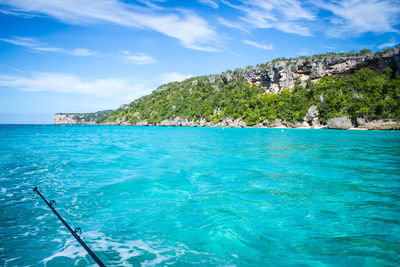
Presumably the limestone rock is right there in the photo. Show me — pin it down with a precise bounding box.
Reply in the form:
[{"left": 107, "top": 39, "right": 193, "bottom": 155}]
[
  {"left": 120, "top": 104, "right": 129, "bottom": 110},
  {"left": 136, "top": 120, "right": 149, "bottom": 126},
  {"left": 304, "top": 105, "right": 319, "bottom": 122},
  {"left": 54, "top": 110, "right": 113, "bottom": 125},
  {"left": 356, "top": 118, "right": 400, "bottom": 130},
  {"left": 327, "top": 116, "right": 353, "bottom": 129},
  {"left": 356, "top": 117, "right": 367, "bottom": 127},
  {"left": 221, "top": 73, "right": 232, "bottom": 84},
  {"left": 241, "top": 48, "right": 399, "bottom": 94},
  {"left": 292, "top": 121, "right": 310, "bottom": 128},
  {"left": 208, "top": 75, "right": 216, "bottom": 84},
  {"left": 311, "top": 118, "right": 321, "bottom": 127},
  {"left": 269, "top": 118, "right": 286, "bottom": 128}
]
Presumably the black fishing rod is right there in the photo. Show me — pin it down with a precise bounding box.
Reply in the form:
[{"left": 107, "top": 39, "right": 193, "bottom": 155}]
[{"left": 33, "top": 187, "right": 106, "bottom": 267}]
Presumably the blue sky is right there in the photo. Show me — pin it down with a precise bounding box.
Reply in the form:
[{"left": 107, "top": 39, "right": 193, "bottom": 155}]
[{"left": 0, "top": 0, "right": 399, "bottom": 124}]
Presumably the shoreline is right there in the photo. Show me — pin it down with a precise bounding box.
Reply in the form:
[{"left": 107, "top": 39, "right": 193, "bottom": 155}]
[{"left": 52, "top": 123, "right": 400, "bottom": 131}]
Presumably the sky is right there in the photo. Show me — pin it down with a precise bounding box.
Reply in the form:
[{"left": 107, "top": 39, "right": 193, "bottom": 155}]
[{"left": 0, "top": 0, "right": 399, "bottom": 124}]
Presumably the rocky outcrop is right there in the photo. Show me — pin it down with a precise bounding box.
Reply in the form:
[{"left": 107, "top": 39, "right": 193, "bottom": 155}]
[
  {"left": 325, "top": 116, "right": 400, "bottom": 130},
  {"left": 55, "top": 113, "right": 400, "bottom": 130},
  {"left": 54, "top": 113, "right": 94, "bottom": 125},
  {"left": 268, "top": 118, "right": 287, "bottom": 128},
  {"left": 155, "top": 117, "right": 247, "bottom": 128},
  {"left": 356, "top": 118, "right": 400, "bottom": 130},
  {"left": 240, "top": 49, "right": 400, "bottom": 93},
  {"left": 54, "top": 110, "right": 113, "bottom": 125},
  {"left": 327, "top": 116, "right": 353, "bottom": 129},
  {"left": 303, "top": 105, "right": 321, "bottom": 127}
]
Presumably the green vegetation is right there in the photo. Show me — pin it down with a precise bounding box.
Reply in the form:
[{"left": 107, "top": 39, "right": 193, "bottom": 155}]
[
  {"left": 255, "top": 45, "right": 399, "bottom": 67},
  {"left": 103, "top": 67, "right": 400, "bottom": 125},
  {"left": 65, "top": 110, "right": 113, "bottom": 123},
  {"left": 306, "top": 67, "right": 400, "bottom": 123},
  {"left": 99, "top": 46, "right": 400, "bottom": 126}
]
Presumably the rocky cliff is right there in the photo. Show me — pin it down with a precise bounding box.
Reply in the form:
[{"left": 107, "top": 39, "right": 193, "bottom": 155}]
[
  {"left": 54, "top": 110, "right": 113, "bottom": 125},
  {"left": 54, "top": 47, "right": 400, "bottom": 130},
  {"left": 235, "top": 49, "right": 399, "bottom": 93}
]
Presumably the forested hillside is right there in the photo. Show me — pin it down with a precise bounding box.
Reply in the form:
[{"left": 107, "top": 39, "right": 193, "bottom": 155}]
[
  {"left": 55, "top": 47, "right": 400, "bottom": 129},
  {"left": 101, "top": 47, "right": 400, "bottom": 129}
]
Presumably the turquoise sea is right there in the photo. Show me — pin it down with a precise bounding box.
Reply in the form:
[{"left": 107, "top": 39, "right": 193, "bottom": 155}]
[{"left": 0, "top": 125, "right": 399, "bottom": 266}]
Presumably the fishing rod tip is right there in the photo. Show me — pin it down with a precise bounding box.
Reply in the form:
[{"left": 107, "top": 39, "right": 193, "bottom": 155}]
[{"left": 33, "top": 186, "right": 38, "bottom": 192}]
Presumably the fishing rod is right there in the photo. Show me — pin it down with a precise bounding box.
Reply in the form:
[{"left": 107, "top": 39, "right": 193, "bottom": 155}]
[{"left": 33, "top": 187, "right": 106, "bottom": 267}]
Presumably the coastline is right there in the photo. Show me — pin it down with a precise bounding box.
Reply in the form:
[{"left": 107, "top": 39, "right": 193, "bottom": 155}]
[
  {"left": 53, "top": 120, "right": 400, "bottom": 131},
  {"left": 94, "top": 115, "right": 400, "bottom": 130}
]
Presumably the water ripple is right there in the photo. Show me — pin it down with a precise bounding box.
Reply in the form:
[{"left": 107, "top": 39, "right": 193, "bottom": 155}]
[{"left": 0, "top": 126, "right": 399, "bottom": 266}]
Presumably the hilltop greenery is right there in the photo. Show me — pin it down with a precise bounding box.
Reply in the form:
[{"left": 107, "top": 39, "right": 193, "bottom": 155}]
[
  {"left": 257, "top": 46, "right": 399, "bottom": 67},
  {"left": 99, "top": 46, "right": 400, "bottom": 126},
  {"left": 61, "top": 110, "right": 114, "bottom": 123},
  {"left": 103, "top": 66, "right": 400, "bottom": 125}
]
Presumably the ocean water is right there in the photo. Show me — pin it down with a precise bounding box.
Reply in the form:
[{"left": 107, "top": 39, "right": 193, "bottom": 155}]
[{"left": 0, "top": 125, "right": 399, "bottom": 266}]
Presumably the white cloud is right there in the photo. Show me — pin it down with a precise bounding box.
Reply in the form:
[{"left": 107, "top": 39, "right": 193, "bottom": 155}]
[
  {"left": 0, "top": 36, "right": 41, "bottom": 47},
  {"left": 317, "top": 0, "right": 400, "bottom": 36},
  {"left": 275, "top": 22, "right": 312, "bottom": 36},
  {"left": 217, "top": 17, "right": 251, "bottom": 34},
  {"left": 0, "top": 36, "right": 97, "bottom": 56},
  {"left": 123, "top": 52, "right": 157, "bottom": 65},
  {"left": 242, "top": 40, "right": 273, "bottom": 50},
  {"left": 1, "top": 36, "right": 161, "bottom": 63},
  {"left": 219, "top": 0, "right": 400, "bottom": 38},
  {"left": 378, "top": 41, "right": 398, "bottom": 49},
  {"left": 70, "top": 48, "right": 97, "bottom": 56},
  {"left": 32, "top": 46, "right": 64, "bottom": 52},
  {"left": 248, "top": 0, "right": 314, "bottom": 21},
  {"left": 224, "top": 0, "right": 315, "bottom": 36},
  {"left": 198, "top": 0, "right": 219, "bottom": 9},
  {"left": 136, "top": 0, "right": 164, "bottom": 10},
  {"left": 0, "top": 0, "right": 219, "bottom": 51},
  {"left": 0, "top": 72, "right": 151, "bottom": 98},
  {"left": 159, "top": 72, "right": 193, "bottom": 84}
]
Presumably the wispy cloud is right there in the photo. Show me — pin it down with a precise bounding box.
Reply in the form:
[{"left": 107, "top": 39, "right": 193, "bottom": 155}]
[
  {"left": 219, "top": 0, "right": 400, "bottom": 38},
  {"left": 198, "top": 0, "right": 219, "bottom": 9},
  {"left": 1, "top": 36, "right": 158, "bottom": 63},
  {"left": 316, "top": 0, "right": 400, "bottom": 36},
  {"left": 122, "top": 51, "right": 157, "bottom": 65},
  {"left": 0, "top": 8, "right": 36, "bottom": 18},
  {"left": 222, "top": 0, "right": 315, "bottom": 37},
  {"left": 0, "top": 36, "right": 40, "bottom": 47},
  {"left": 0, "top": 36, "right": 97, "bottom": 56},
  {"left": 378, "top": 41, "right": 398, "bottom": 49},
  {"left": 0, "top": 0, "right": 219, "bottom": 51},
  {"left": 159, "top": 72, "right": 193, "bottom": 84},
  {"left": 217, "top": 17, "right": 251, "bottom": 34},
  {"left": 0, "top": 72, "right": 151, "bottom": 99},
  {"left": 136, "top": 0, "right": 164, "bottom": 10},
  {"left": 70, "top": 48, "right": 97, "bottom": 56},
  {"left": 242, "top": 40, "right": 273, "bottom": 50}
]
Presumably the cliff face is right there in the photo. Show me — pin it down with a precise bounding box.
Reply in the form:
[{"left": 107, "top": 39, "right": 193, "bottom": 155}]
[
  {"left": 240, "top": 50, "right": 399, "bottom": 93},
  {"left": 54, "top": 110, "right": 113, "bottom": 125},
  {"left": 54, "top": 114, "right": 94, "bottom": 125}
]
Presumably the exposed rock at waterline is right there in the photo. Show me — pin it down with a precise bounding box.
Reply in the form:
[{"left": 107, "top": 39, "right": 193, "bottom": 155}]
[
  {"left": 327, "top": 116, "right": 353, "bottom": 129},
  {"left": 356, "top": 118, "right": 400, "bottom": 130}
]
